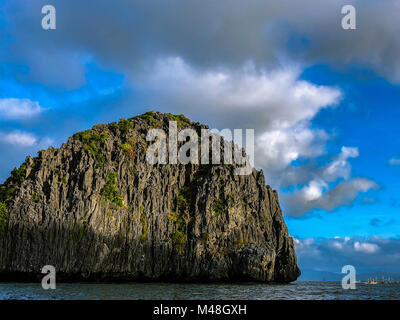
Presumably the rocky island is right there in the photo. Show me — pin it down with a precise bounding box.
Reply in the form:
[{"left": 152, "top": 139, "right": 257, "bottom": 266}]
[{"left": 0, "top": 112, "right": 300, "bottom": 282}]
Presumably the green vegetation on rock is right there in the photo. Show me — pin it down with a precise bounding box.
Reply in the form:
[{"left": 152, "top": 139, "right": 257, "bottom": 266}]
[
  {"left": 212, "top": 198, "right": 224, "bottom": 217},
  {"left": 47, "top": 146, "right": 55, "bottom": 153},
  {"left": 168, "top": 187, "right": 193, "bottom": 253},
  {"left": 72, "top": 217, "right": 88, "bottom": 242},
  {"left": 0, "top": 202, "right": 8, "bottom": 234},
  {"left": 101, "top": 172, "right": 123, "bottom": 208},
  {"left": 175, "top": 187, "right": 192, "bottom": 228},
  {"left": 32, "top": 192, "right": 41, "bottom": 203},
  {"left": 30, "top": 157, "right": 41, "bottom": 172},
  {"left": 121, "top": 143, "right": 134, "bottom": 158},
  {"left": 236, "top": 234, "right": 249, "bottom": 249},
  {"left": 11, "top": 164, "right": 27, "bottom": 185},
  {"left": 137, "top": 111, "right": 164, "bottom": 128},
  {"left": 0, "top": 112, "right": 301, "bottom": 283},
  {"left": 109, "top": 119, "right": 134, "bottom": 143},
  {"left": 117, "top": 119, "right": 133, "bottom": 138},
  {"left": 138, "top": 111, "right": 156, "bottom": 122},
  {"left": 0, "top": 163, "right": 27, "bottom": 205},
  {"left": 165, "top": 113, "right": 190, "bottom": 127},
  {"left": 73, "top": 129, "right": 109, "bottom": 166},
  {"left": 171, "top": 230, "right": 186, "bottom": 254}
]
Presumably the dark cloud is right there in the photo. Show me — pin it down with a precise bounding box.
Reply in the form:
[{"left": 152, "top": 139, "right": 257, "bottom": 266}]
[
  {"left": 283, "top": 178, "right": 378, "bottom": 217},
  {"left": 295, "top": 236, "right": 400, "bottom": 273},
  {"left": 1, "top": 0, "right": 385, "bottom": 216},
  {"left": 4, "top": 0, "right": 400, "bottom": 87}
]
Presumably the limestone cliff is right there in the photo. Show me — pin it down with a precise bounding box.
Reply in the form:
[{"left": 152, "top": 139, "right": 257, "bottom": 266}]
[{"left": 0, "top": 112, "right": 300, "bottom": 282}]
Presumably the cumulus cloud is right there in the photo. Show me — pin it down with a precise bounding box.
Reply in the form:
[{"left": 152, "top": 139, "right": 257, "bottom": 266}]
[
  {"left": 4, "top": 0, "right": 400, "bottom": 85},
  {"left": 284, "top": 178, "right": 378, "bottom": 217},
  {"left": 0, "top": 131, "right": 37, "bottom": 146},
  {"left": 0, "top": 98, "right": 43, "bottom": 120},
  {"left": 256, "top": 126, "right": 330, "bottom": 173},
  {"left": 140, "top": 57, "right": 341, "bottom": 130},
  {"left": 323, "top": 147, "right": 359, "bottom": 181},
  {"left": 389, "top": 158, "right": 400, "bottom": 165},
  {"left": 137, "top": 57, "right": 376, "bottom": 216},
  {"left": 0, "top": 0, "right": 381, "bottom": 216},
  {"left": 295, "top": 236, "right": 400, "bottom": 273},
  {"left": 137, "top": 57, "right": 341, "bottom": 177},
  {"left": 354, "top": 241, "right": 379, "bottom": 254},
  {"left": 0, "top": 131, "right": 53, "bottom": 148},
  {"left": 280, "top": 145, "right": 378, "bottom": 216}
]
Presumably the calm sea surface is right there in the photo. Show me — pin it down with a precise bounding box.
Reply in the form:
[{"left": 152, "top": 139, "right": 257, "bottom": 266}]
[{"left": 0, "top": 281, "right": 399, "bottom": 300}]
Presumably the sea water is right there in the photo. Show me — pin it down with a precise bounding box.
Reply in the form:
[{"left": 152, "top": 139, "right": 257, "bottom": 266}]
[{"left": 0, "top": 281, "right": 399, "bottom": 300}]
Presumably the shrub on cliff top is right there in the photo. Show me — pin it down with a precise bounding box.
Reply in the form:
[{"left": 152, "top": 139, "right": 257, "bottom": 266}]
[
  {"left": 0, "top": 163, "right": 27, "bottom": 205},
  {"left": 117, "top": 119, "right": 134, "bottom": 138},
  {"left": 11, "top": 164, "right": 27, "bottom": 185},
  {"left": 138, "top": 111, "right": 156, "bottom": 122},
  {"left": 165, "top": 113, "right": 190, "bottom": 127},
  {"left": 73, "top": 129, "right": 109, "bottom": 166}
]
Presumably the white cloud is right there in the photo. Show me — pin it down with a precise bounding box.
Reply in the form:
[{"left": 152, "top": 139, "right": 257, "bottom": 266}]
[
  {"left": 0, "top": 131, "right": 53, "bottom": 149},
  {"left": 389, "top": 158, "right": 400, "bottom": 165},
  {"left": 0, "top": 55, "right": 375, "bottom": 217},
  {"left": 295, "top": 237, "right": 381, "bottom": 257},
  {"left": 280, "top": 144, "right": 378, "bottom": 216},
  {"left": 256, "top": 125, "right": 329, "bottom": 172},
  {"left": 142, "top": 57, "right": 341, "bottom": 173},
  {"left": 330, "top": 241, "right": 344, "bottom": 250},
  {"left": 284, "top": 178, "right": 378, "bottom": 216},
  {"left": 135, "top": 57, "right": 378, "bottom": 216},
  {"left": 144, "top": 57, "right": 342, "bottom": 132},
  {"left": 293, "top": 236, "right": 400, "bottom": 279},
  {"left": 323, "top": 147, "right": 359, "bottom": 181},
  {"left": 300, "top": 179, "right": 327, "bottom": 201},
  {"left": 0, "top": 131, "right": 37, "bottom": 146},
  {"left": 8, "top": 0, "right": 400, "bottom": 86},
  {"left": 294, "top": 236, "right": 400, "bottom": 273},
  {"left": 0, "top": 98, "right": 43, "bottom": 120},
  {"left": 354, "top": 241, "right": 380, "bottom": 254},
  {"left": 1, "top": 0, "right": 385, "bottom": 217}
]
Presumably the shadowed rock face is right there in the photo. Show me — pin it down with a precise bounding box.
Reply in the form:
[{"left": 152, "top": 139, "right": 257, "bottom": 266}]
[{"left": 0, "top": 112, "right": 300, "bottom": 282}]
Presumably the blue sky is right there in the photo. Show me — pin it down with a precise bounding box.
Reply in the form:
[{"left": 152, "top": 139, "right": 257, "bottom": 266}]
[
  {"left": 285, "top": 65, "right": 400, "bottom": 240},
  {"left": 0, "top": 0, "right": 399, "bottom": 276}
]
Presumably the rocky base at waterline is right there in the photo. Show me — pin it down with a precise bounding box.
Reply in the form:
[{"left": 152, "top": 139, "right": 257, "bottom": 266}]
[{"left": 0, "top": 111, "right": 300, "bottom": 283}]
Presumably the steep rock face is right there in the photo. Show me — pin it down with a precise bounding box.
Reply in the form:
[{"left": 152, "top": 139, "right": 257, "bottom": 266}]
[{"left": 0, "top": 112, "right": 300, "bottom": 282}]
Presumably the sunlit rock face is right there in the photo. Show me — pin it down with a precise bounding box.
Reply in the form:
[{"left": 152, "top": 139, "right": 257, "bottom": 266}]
[{"left": 0, "top": 112, "right": 300, "bottom": 282}]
